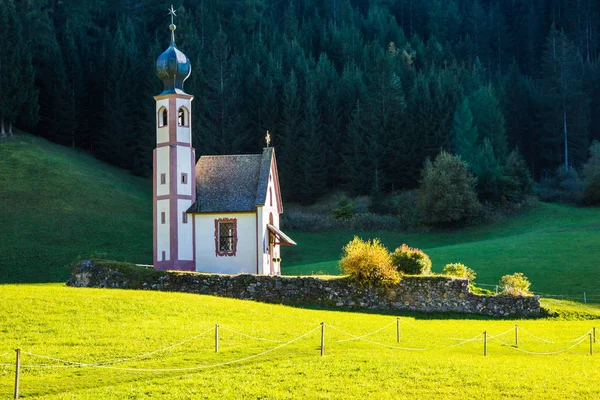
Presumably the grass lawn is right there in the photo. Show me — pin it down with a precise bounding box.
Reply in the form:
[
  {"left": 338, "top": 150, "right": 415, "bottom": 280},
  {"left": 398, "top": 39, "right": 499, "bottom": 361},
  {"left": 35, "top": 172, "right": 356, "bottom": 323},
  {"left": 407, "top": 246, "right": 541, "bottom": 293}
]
[
  {"left": 281, "top": 202, "right": 600, "bottom": 299},
  {"left": 0, "top": 284, "right": 599, "bottom": 399},
  {"left": 0, "top": 133, "right": 152, "bottom": 283}
]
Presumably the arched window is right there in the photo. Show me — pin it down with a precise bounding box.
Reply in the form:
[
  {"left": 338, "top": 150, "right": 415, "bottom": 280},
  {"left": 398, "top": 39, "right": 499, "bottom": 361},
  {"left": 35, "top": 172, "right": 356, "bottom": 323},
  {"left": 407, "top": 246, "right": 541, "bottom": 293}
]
[
  {"left": 158, "top": 107, "right": 168, "bottom": 128},
  {"left": 269, "top": 188, "right": 273, "bottom": 207},
  {"left": 178, "top": 107, "right": 189, "bottom": 127}
]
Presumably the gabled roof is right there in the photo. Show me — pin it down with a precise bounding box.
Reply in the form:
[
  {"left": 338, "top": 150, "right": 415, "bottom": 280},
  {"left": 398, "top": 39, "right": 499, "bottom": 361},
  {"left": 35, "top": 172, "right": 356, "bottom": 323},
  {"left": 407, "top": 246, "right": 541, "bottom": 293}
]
[{"left": 188, "top": 148, "right": 278, "bottom": 213}]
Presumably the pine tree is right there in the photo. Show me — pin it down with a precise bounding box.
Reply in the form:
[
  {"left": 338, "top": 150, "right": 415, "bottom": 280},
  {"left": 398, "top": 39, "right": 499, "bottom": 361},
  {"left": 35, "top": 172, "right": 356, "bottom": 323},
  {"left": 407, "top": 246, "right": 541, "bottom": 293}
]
[
  {"left": 468, "top": 85, "right": 508, "bottom": 161},
  {"left": 449, "top": 97, "right": 478, "bottom": 164},
  {"left": 541, "top": 25, "right": 589, "bottom": 169}
]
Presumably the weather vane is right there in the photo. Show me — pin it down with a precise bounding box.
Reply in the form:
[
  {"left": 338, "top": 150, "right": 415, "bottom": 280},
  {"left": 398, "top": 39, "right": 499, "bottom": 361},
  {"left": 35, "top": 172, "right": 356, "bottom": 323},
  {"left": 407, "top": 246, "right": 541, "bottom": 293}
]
[{"left": 265, "top": 131, "right": 271, "bottom": 147}]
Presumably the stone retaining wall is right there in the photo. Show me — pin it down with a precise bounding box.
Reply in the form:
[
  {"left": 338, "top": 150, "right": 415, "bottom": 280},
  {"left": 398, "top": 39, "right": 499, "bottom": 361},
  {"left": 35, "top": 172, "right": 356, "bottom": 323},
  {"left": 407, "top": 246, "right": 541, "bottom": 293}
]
[{"left": 67, "top": 260, "right": 542, "bottom": 318}]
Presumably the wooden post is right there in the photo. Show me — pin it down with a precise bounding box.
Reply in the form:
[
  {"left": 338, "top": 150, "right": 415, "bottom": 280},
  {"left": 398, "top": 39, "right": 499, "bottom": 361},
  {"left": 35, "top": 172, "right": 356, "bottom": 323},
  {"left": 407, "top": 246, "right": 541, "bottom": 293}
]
[
  {"left": 590, "top": 333, "right": 593, "bottom": 356},
  {"left": 515, "top": 324, "right": 519, "bottom": 347},
  {"left": 14, "top": 349, "right": 20, "bottom": 400},
  {"left": 483, "top": 331, "right": 487, "bottom": 357},
  {"left": 320, "top": 322, "right": 325, "bottom": 357},
  {"left": 396, "top": 318, "right": 400, "bottom": 343},
  {"left": 495, "top": 286, "right": 498, "bottom": 295},
  {"left": 584, "top": 292, "right": 587, "bottom": 304},
  {"left": 215, "top": 324, "right": 219, "bottom": 353}
]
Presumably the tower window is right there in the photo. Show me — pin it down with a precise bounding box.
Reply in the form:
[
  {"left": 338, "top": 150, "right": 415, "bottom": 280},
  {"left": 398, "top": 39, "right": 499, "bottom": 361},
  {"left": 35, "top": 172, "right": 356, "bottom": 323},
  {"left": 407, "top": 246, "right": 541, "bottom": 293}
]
[
  {"left": 161, "top": 212, "right": 166, "bottom": 224},
  {"left": 158, "top": 107, "right": 168, "bottom": 128},
  {"left": 178, "top": 107, "right": 189, "bottom": 127},
  {"left": 181, "top": 173, "right": 188, "bottom": 184},
  {"left": 160, "top": 173, "right": 166, "bottom": 184},
  {"left": 182, "top": 212, "right": 188, "bottom": 224}
]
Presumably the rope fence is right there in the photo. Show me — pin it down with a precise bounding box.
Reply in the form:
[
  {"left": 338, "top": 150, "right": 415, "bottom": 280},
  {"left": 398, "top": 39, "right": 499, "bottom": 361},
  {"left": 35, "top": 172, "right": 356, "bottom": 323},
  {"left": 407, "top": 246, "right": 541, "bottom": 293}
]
[
  {"left": 475, "top": 282, "right": 600, "bottom": 304},
  {"left": 1, "top": 320, "right": 596, "bottom": 399}
]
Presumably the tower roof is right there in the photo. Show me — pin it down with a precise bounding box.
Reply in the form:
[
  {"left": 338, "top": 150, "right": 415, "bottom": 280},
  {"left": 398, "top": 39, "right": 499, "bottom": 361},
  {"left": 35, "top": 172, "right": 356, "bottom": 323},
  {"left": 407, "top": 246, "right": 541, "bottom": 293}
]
[{"left": 156, "top": 6, "right": 191, "bottom": 96}]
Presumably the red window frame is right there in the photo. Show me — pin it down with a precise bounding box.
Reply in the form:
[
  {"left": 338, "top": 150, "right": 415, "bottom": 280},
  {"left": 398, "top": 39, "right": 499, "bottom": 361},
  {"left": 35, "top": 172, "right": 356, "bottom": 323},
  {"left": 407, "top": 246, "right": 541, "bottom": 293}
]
[{"left": 214, "top": 218, "right": 238, "bottom": 257}]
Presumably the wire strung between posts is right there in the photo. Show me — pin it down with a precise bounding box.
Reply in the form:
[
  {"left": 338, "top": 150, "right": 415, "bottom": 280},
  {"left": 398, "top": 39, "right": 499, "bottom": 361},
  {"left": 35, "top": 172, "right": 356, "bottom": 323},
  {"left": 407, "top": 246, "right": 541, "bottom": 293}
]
[
  {"left": 489, "top": 335, "right": 589, "bottom": 355},
  {"left": 446, "top": 333, "right": 484, "bottom": 348},
  {"left": 0, "top": 351, "right": 12, "bottom": 358},
  {"left": 487, "top": 327, "right": 516, "bottom": 340},
  {"left": 218, "top": 326, "right": 288, "bottom": 343},
  {"left": 333, "top": 321, "right": 397, "bottom": 343},
  {"left": 24, "top": 325, "right": 321, "bottom": 373},
  {"left": 567, "top": 329, "right": 593, "bottom": 343},
  {"left": 20, "top": 327, "right": 215, "bottom": 368},
  {"left": 519, "top": 328, "right": 555, "bottom": 344},
  {"left": 327, "top": 324, "right": 427, "bottom": 351}
]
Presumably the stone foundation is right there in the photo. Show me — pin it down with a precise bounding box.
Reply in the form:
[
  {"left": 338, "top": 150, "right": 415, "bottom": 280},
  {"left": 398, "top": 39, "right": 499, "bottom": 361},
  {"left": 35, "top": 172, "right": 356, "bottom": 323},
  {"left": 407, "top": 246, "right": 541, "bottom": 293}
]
[{"left": 67, "top": 260, "right": 542, "bottom": 318}]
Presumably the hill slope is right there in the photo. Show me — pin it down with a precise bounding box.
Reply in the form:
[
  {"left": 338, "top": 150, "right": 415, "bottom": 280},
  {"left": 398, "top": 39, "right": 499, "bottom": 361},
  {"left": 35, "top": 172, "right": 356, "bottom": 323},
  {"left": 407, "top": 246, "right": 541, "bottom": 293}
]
[
  {"left": 0, "top": 133, "right": 152, "bottom": 283},
  {"left": 281, "top": 203, "right": 600, "bottom": 298}
]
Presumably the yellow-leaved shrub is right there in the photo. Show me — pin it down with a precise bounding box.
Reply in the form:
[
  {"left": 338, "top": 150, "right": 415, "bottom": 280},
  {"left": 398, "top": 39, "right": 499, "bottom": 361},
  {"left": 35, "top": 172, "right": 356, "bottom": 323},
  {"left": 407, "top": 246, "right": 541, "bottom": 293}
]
[{"left": 339, "top": 237, "right": 400, "bottom": 286}]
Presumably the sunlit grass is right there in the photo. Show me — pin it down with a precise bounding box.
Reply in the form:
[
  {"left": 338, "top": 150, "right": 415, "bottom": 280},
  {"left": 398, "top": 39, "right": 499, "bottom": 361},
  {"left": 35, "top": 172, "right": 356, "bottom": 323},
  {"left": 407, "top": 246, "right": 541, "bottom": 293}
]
[{"left": 0, "top": 284, "right": 599, "bottom": 399}]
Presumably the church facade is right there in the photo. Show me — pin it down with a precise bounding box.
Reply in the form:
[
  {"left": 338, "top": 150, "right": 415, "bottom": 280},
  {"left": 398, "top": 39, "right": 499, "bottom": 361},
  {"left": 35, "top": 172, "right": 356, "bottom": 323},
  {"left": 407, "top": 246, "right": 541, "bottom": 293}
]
[{"left": 152, "top": 16, "right": 295, "bottom": 275}]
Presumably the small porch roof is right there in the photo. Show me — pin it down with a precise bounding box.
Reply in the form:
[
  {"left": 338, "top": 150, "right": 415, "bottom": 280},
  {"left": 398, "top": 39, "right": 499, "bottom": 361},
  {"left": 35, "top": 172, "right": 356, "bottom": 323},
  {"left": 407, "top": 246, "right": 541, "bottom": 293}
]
[{"left": 267, "top": 224, "right": 297, "bottom": 246}]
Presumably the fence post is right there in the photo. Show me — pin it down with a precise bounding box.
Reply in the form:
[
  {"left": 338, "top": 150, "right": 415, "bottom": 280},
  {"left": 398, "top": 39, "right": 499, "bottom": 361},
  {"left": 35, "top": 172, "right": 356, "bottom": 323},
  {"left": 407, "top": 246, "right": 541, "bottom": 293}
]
[
  {"left": 594, "top": 327, "right": 596, "bottom": 344},
  {"left": 483, "top": 331, "right": 487, "bottom": 357},
  {"left": 584, "top": 292, "right": 587, "bottom": 304},
  {"left": 14, "top": 348, "right": 20, "bottom": 400},
  {"left": 397, "top": 318, "right": 400, "bottom": 343},
  {"left": 320, "top": 322, "right": 325, "bottom": 356},
  {"left": 495, "top": 286, "right": 498, "bottom": 295},
  {"left": 215, "top": 324, "right": 219, "bottom": 353},
  {"left": 515, "top": 324, "right": 519, "bottom": 347},
  {"left": 590, "top": 333, "right": 593, "bottom": 356}
]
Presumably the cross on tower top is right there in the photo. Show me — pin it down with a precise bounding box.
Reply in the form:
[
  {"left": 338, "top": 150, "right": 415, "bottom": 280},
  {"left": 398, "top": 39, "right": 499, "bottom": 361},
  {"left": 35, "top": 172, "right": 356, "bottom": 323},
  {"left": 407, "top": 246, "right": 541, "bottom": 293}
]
[
  {"left": 168, "top": 5, "right": 177, "bottom": 24},
  {"left": 265, "top": 131, "right": 271, "bottom": 147}
]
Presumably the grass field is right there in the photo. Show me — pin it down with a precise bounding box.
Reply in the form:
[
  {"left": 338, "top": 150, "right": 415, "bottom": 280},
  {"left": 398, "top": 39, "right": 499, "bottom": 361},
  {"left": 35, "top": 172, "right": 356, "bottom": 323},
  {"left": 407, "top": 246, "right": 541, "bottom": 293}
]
[
  {"left": 0, "top": 284, "right": 599, "bottom": 399},
  {"left": 281, "top": 203, "right": 600, "bottom": 299},
  {"left": 0, "top": 133, "right": 152, "bottom": 283},
  {"left": 1, "top": 132, "right": 599, "bottom": 301}
]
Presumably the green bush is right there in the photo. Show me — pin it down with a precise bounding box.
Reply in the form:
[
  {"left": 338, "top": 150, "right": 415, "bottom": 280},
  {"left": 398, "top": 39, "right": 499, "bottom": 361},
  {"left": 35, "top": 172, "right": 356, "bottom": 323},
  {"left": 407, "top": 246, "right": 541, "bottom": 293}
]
[
  {"left": 500, "top": 273, "right": 532, "bottom": 296},
  {"left": 418, "top": 151, "right": 482, "bottom": 227},
  {"left": 443, "top": 263, "right": 476, "bottom": 281},
  {"left": 391, "top": 244, "right": 432, "bottom": 275},
  {"left": 339, "top": 237, "right": 400, "bottom": 286},
  {"left": 503, "top": 149, "right": 534, "bottom": 202},
  {"left": 333, "top": 197, "right": 355, "bottom": 220}
]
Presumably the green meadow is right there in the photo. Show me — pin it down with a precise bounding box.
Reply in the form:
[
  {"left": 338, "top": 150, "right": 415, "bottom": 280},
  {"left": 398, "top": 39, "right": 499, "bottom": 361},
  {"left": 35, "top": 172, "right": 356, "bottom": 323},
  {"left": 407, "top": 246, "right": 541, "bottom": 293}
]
[
  {"left": 0, "top": 284, "right": 599, "bottom": 399},
  {"left": 281, "top": 203, "right": 600, "bottom": 299},
  {"left": 2, "top": 133, "right": 600, "bottom": 303}
]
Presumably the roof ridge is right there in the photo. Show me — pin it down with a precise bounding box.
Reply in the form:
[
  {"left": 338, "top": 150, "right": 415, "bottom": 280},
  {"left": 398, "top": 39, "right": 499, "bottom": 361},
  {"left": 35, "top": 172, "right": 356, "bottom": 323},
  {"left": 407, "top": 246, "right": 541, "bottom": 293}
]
[{"left": 198, "top": 154, "right": 262, "bottom": 159}]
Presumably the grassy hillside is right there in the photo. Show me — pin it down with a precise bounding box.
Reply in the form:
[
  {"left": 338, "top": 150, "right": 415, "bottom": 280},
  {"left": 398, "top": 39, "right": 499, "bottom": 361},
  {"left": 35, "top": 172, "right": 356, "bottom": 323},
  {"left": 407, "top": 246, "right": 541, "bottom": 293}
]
[
  {"left": 281, "top": 203, "right": 600, "bottom": 299},
  {"left": 0, "top": 284, "right": 599, "bottom": 399},
  {"left": 1, "top": 132, "right": 599, "bottom": 301},
  {"left": 0, "top": 133, "right": 152, "bottom": 283}
]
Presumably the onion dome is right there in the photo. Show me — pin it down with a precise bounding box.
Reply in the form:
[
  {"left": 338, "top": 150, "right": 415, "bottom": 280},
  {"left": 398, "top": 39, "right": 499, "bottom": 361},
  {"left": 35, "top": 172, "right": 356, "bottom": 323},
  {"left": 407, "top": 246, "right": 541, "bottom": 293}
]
[{"left": 156, "top": 23, "right": 191, "bottom": 95}]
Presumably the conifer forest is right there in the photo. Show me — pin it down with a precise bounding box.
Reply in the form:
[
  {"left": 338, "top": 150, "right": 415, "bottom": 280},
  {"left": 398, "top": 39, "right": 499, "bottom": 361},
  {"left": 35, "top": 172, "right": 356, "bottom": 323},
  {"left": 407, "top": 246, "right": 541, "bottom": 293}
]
[{"left": 2, "top": 0, "right": 600, "bottom": 203}]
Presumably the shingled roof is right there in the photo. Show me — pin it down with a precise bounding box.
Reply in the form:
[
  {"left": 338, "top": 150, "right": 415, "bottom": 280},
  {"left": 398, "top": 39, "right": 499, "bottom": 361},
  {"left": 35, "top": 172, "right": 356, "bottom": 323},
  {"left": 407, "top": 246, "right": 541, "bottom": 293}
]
[{"left": 188, "top": 148, "right": 275, "bottom": 213}]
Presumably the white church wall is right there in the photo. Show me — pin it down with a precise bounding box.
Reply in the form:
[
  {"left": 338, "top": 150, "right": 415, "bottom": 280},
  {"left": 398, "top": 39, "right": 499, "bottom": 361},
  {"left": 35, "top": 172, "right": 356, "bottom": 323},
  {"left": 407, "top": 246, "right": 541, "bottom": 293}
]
[
  {"left": 194, "top": 213, "right": 257, "bottom": 274},
  {"left": 156, "top": 199, "right": 170, "bottom": 261},
  {"left": 258, "top": 164, "right": 281, "bottom": 275},
  {"left": 156, "top": 146, "right": 170, "bottom": 197},
  {"left": 176, "top": 146, "right": 192, "bottom": 196},
  {"left": 177, "top": 199, "right": 194, "bottom": 261}
]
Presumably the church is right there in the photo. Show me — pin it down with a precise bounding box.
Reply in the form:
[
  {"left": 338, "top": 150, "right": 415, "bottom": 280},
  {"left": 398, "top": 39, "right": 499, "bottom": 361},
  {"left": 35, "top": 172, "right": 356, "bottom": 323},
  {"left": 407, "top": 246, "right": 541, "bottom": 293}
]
[{"left": 152, "top": 11, "right": 295, "bottom": 275}]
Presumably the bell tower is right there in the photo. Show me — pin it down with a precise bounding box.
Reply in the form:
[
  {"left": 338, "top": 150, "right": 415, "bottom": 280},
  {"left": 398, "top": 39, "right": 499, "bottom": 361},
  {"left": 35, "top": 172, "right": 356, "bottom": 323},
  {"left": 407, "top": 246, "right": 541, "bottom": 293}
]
[{"left": 153, "top": 6, "right": 195, "bottom": 270}]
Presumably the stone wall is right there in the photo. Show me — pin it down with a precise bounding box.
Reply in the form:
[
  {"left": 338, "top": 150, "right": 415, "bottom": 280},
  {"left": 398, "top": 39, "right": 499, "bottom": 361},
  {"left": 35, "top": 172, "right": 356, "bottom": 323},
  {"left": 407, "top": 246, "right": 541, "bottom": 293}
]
[{"left": 67, "top": 260, "right": 542, "bottom": 318}]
